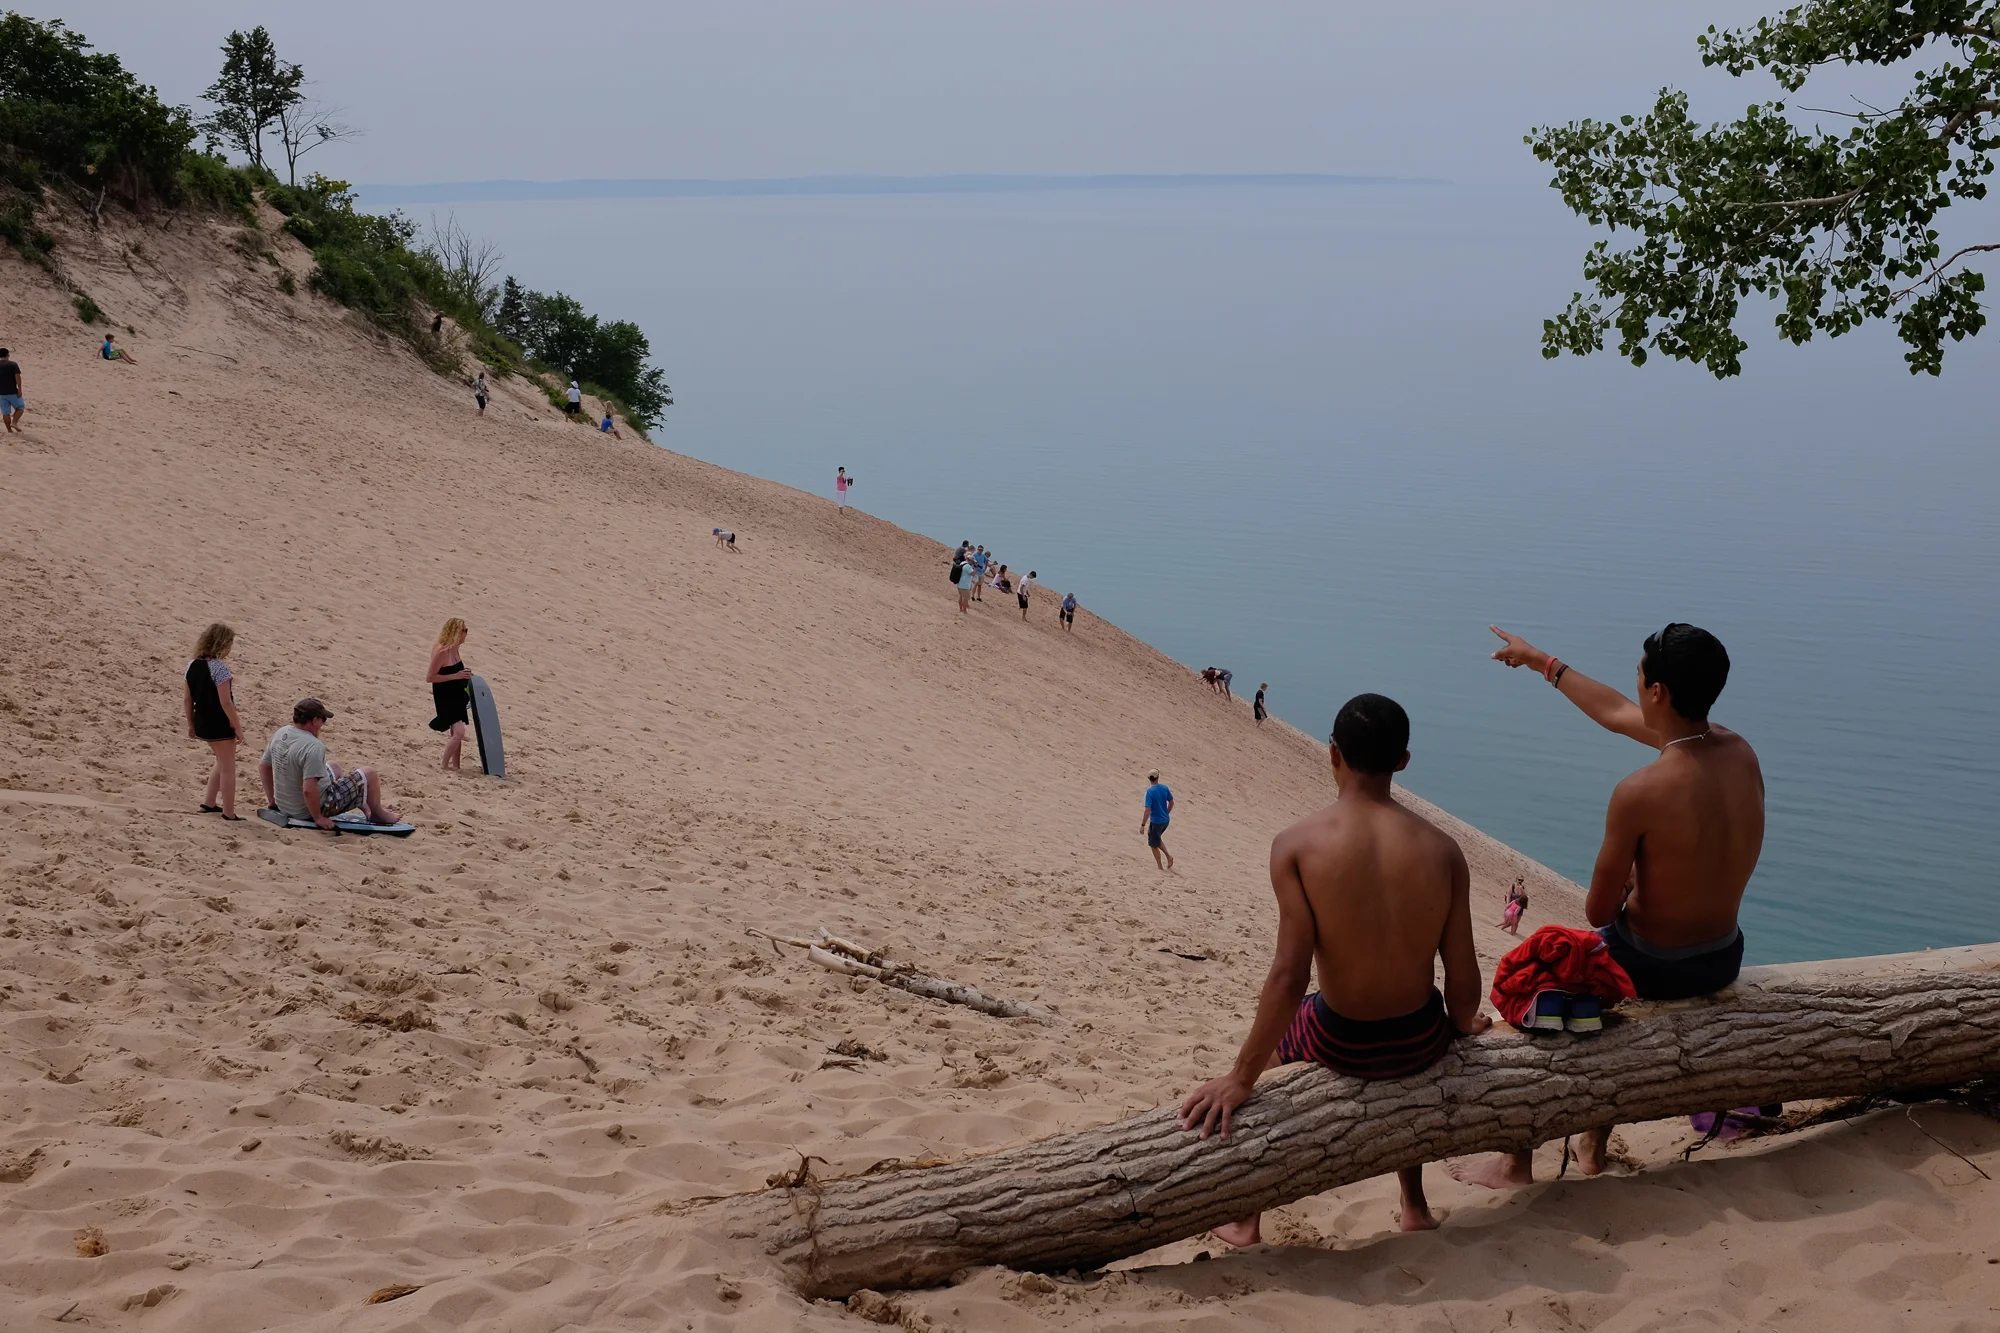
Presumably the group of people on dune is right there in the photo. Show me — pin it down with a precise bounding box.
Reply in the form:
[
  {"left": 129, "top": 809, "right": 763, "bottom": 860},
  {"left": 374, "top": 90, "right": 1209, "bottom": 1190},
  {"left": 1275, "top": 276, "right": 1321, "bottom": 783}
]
[
  {"left": 182, "top": 618, "right": 482, "bottom": 827},
  {"left": 948, "top": 540, "right": 1078, "bottom": 628},
  {"left": 1178, "top": 620, "right": 1763, "bottom": 1237},
  {"left": 1202, "top": 666, "right": 1272, "bottom": 727}
]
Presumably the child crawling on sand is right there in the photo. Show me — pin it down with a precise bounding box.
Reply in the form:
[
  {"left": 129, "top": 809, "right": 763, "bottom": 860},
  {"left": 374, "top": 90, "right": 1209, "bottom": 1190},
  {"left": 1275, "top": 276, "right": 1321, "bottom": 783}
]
[
  {"left": 713, "top": 528, "right": 738, "bottom": 552},
  {"left": 1180, "top": 693, "right": 1489, "bottom": 1238}
]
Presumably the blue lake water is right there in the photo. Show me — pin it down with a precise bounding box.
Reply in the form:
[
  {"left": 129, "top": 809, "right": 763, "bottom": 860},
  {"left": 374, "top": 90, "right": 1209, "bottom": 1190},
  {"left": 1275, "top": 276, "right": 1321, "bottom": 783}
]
[{"left": 399, "top": 182, "right": 2000, "bottom": 965}]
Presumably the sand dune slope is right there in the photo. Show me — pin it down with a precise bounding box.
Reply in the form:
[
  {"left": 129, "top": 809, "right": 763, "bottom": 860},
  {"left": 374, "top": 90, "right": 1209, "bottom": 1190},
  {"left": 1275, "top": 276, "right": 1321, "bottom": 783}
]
[{"left": 2, "top": 204, "right": 1997, "bottom": 1331}]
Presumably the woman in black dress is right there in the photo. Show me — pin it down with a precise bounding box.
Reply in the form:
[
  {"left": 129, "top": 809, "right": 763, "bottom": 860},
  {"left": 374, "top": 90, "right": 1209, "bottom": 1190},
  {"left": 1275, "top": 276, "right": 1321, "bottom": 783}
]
[
  {"left": 183, "top": 622, "right": 245, "bottom": 818},
  {"left": 427, "top": 617, "right": 472, "bottom": 771}
]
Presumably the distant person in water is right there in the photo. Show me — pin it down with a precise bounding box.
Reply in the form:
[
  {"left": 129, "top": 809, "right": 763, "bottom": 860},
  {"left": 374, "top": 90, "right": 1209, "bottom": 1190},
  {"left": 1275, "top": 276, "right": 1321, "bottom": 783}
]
[
  {"left": 1254, "top": 683, "right": 1268, "bottom": 725},
  {"left": 0, "top": 348, "right": 24, "bottom": 432},
  {"left": 564, "top": 381, "right": 582, "bottom": 416},
  {"left": 473, "top": 371, "right": 488, "bottom": 416},
  {"left": 426, "top": 618, "right": 473, "bottom": 772},
  {"left": 835, "top": 466, "right": 852, "bottom": 511},
  {"left": 184, "top": 622, "right": 244, "bottom": 819},
  {"left": 1499, "top": 877, "right": 1527, "bottom": 934},
  {"left": 101, "top": 333, "right": 136, "bottom": 364},
  {"left": 261, "top": 698, "right": 400, "bottom": 828},
  {"left": 1180, "top": 693, "right": 1488, "bottom": 1240},
  {"left": 1453, "top": 622, "right": 1764, "bottom": 1190},
  {"left": 599, "top": 404, "right": 622, "bottom": 439},
  {"left": 713, "top": 527, "right": 738, "bottom": 552},
  {"left": 1141, "top": 772, "right": 1175, "bottom": 871},
  {"left": 1059, "top": 591, "right": 1077, "bottom": 632},
  {"left": 1017, "top": 570, "right": 1036, "bottom": 620}
]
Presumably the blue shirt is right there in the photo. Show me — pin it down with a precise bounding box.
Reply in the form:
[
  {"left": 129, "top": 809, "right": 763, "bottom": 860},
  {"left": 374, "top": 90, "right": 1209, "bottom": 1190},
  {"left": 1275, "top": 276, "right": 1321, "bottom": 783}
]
[{"left": 1143, "top": 783, "right": 1172, "bottom": 825}]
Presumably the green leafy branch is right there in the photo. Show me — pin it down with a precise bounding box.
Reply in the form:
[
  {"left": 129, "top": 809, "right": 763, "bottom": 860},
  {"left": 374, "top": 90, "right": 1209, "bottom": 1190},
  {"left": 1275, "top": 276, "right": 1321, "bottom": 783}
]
[{"left": 1533, "top": 1, "right": 2000, "bottom": 376}]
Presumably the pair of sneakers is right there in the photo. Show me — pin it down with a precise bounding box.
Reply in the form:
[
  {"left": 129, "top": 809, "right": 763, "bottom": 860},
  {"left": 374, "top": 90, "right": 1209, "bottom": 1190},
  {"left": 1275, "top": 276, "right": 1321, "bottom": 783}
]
[{"left": 1527, "top": 990, "right": 1603, "bottom": 1034}]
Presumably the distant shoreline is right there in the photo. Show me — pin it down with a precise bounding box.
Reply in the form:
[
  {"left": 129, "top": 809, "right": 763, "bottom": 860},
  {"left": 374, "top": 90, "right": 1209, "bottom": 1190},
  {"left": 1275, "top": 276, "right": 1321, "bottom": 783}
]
[{"left": 355, "top": 172, "right": 1448, "bottom": 207}]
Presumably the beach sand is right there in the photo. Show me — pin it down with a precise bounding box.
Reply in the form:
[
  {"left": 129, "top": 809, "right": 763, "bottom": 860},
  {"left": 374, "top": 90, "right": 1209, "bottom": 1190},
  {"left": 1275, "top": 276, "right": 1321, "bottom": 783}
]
[{"left": 2, "top": 203, "right": 1997, "bottom": 1331}]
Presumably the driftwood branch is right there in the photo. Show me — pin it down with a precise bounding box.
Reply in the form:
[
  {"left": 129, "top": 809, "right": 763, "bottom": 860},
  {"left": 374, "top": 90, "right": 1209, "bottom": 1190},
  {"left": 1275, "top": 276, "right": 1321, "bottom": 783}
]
[
  {"left": 727, "top": 943, "right": 2000, "bottom": 1298},
  {"left": 747, "top": 926, "right": 1056, "bottom": 1025}
]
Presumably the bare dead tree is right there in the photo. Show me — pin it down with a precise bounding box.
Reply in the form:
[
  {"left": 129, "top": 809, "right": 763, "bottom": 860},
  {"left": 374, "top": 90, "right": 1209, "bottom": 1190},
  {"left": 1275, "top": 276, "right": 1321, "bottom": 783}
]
[
  {"left": 422, "top": 212, "right": 506, "bottom": 321},
  {"left": 275, "top": 97, "right": 357, "bottom": 186}
]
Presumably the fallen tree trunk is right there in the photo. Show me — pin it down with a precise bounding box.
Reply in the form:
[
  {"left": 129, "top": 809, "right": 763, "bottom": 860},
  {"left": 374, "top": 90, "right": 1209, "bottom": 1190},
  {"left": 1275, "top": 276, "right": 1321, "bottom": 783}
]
[{"left": 730, "top": 943, "right": 2000, "bottom": 1298}]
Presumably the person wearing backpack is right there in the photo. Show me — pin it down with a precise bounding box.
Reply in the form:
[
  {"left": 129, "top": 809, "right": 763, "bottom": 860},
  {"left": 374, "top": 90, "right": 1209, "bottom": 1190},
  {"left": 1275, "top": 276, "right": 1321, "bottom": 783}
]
[{"left": 954, "top": 550, "right": 978, "bottom": 613}]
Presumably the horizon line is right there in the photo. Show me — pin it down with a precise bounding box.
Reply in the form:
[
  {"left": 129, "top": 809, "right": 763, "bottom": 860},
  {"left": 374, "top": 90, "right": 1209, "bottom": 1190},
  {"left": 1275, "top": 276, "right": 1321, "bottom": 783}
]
[{"left": 354, "top": 172, "right": 1448, "bottom": 206}]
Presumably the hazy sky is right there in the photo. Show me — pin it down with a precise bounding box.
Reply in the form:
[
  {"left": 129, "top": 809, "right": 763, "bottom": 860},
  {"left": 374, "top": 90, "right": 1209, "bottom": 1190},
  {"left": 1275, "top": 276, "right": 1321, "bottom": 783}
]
[{"left": 36, "top": 1, "right": 1860, "bottom": 185}]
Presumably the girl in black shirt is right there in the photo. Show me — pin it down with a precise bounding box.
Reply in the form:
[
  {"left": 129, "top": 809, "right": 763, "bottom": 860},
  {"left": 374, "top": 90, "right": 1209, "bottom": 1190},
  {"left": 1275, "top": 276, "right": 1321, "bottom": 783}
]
[{"left": 184, "top": 623, "right": 244, "bottom": 818}]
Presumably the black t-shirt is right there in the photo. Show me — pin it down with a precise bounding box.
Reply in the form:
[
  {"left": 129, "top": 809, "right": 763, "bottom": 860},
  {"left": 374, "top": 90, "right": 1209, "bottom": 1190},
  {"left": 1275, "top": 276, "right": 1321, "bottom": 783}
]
[{"left": 0, "top": 359, "right": 19, "bottom": 395}]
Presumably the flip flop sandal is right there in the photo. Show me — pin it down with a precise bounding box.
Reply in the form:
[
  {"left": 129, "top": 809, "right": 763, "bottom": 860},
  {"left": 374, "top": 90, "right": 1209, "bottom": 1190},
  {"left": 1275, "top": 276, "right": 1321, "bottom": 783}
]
[
  {"left": 199, "top": 804, "right": 222, "bottom": 813},
  {"left": 219, "top": 815, "right": 246, "bottom": 821}
]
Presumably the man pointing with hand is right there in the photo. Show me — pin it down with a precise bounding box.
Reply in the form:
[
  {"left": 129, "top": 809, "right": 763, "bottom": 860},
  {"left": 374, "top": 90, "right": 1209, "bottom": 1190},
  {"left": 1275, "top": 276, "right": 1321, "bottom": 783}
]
[{"left": 1453, "top": 622, "right": 1765, "bottom": 1189}]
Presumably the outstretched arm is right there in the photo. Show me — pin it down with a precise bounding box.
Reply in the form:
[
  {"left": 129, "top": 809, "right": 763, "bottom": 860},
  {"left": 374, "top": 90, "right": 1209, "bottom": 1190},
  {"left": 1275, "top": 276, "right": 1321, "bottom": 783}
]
[
  {"left": 1488, "top": 624, "right": 1660, "bottom": 747},
  {"left": 1179, "top": 842, "right": 1316, "bottom": 1139}
]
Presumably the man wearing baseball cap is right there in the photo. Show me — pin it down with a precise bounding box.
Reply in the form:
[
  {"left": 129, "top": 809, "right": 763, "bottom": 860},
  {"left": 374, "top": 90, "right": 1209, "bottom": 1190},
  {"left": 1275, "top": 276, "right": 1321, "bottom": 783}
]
[{"left": 259, "top": 698, "right": 400, "bottom": 828}]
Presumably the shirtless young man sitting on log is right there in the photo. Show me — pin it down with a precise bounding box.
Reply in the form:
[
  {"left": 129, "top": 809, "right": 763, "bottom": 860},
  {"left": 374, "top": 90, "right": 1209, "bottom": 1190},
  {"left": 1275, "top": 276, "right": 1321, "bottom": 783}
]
[
  {"left": 1180, "top": 693, "right": 1490, "bottom": 1238},
  {"left": 1454, "top": 622, "right": 1765, "bottom": 1188}
]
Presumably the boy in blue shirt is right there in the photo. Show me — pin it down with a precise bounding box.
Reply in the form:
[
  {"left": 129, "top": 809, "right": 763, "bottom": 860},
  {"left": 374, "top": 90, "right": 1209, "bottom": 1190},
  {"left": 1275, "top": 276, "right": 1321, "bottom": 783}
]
[{"left": 1141, "top": 772, "right": 1175, "bottom": 870}]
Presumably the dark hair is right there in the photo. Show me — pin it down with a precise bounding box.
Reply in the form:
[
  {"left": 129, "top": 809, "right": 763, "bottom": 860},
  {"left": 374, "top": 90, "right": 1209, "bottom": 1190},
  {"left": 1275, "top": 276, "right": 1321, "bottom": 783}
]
[
  {"left": 292, "top": 698, "right": 334, "bottom": 725},
  {"left": 1332, "top": 693, "right": 1409, "bottom": 774},
  {"left": 1641, "top": 623, "right": 1730, "bottom": 721},
  {"left": 0, "top": 348, "right": 8, "bottom": 356}
]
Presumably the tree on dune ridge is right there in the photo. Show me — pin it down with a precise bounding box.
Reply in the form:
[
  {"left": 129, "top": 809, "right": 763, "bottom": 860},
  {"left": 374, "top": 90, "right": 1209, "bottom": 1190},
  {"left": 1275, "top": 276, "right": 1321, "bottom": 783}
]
[
  {"left": 0, "top": 13, "right": 198, "bottom": 208},
  {"left": 1534, "top": 0, "right": 2000, "bottom": 377},
  {"left": 201, "top": 26, "right": 301, "bottom": 175}
]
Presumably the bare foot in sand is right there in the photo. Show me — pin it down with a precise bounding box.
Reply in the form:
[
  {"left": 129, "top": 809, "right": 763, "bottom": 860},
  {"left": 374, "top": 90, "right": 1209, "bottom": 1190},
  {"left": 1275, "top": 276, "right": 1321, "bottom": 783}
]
[
  {"left": 1210, "top": 1217, "right": 1261, "bottom": 1247},
  {"left": 1449, "top": 1151, "right": 1536, "bottom": 1190},
  {"left": 1575, "top": 1127, "right": 1613, "bottom": 1176},
  {"left": 1396, "top": 1165, "right": 1440, "bottom": 1230},
  {"left": 1398, "top": 1204, "right": 1442, "bottom": 1232}
]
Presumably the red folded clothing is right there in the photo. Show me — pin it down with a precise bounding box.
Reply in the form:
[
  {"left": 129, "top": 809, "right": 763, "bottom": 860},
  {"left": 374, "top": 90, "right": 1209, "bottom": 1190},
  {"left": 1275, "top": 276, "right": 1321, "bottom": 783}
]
[{"left": 1490, "top": 924, "right": 1636, "bottom": 1029}]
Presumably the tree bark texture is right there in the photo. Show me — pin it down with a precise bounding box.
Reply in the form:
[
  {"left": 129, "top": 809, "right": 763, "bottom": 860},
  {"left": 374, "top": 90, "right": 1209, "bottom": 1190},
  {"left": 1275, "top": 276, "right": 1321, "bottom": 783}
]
[{"left": 730, "top": 944, "right": 2000, "bottom": 1298}]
